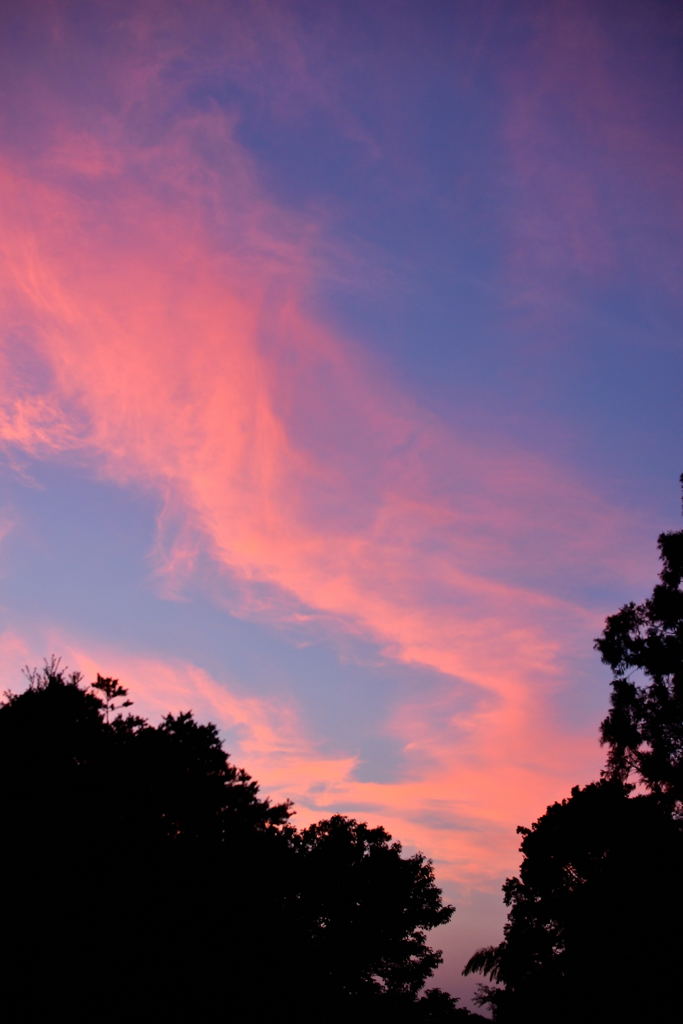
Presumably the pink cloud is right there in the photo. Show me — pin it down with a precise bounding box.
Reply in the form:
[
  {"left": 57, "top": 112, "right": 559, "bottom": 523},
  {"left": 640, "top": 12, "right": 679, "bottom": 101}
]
[
  {"left": 0, "top": 104, "right": 623, "bottom": 830},
  {"left": 0, "top": 1, "right": 639, "bottom": 908}
]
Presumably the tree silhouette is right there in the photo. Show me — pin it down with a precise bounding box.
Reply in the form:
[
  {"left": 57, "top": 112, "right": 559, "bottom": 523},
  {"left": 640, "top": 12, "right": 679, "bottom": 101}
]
[
  {"left": 464, "top": 782, "right": 681, "bottom": 1022},
  {"left": 464, "top": 512, "right": 683, "bottom": 1023},
  {"left": 0, "top": 660, "right": 457, "bottom": 1023},
  {"left": 595, "top": 525, "right": 683, "bottom": 808},
  {"left": 414, "top": 987, "right": 489, "bottom": 1021},
  {"left": 293, "top": 814, "right": 454, "bottom": 1013},
  {"left": 90, "top": 672, "right": 133, "bottom": 723}
]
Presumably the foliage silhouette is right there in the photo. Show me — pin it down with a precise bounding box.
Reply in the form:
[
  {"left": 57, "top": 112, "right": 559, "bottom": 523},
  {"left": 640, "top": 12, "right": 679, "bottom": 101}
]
[
  {"left": 595, "top": 523, "right": 683, "bottom": 808},
  {"left": 293, "top": 815, "right": 453, "bottom": 1011},
  {"left": 464, "top": 511, "right": 683, "bottom": 1023},
  {"left": 0, "top": 658, "right": 463, "bottom": 1023},
  {"left": 464, "top": 782, "right": 681, "bottom": 1022}
]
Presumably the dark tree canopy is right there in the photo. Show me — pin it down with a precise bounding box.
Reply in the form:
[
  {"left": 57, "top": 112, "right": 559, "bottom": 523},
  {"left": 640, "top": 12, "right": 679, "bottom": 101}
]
[
  {"left": 465, "top": 517, "right": 683, "bottom": 1023},
  {"left": 294, "top": 815, "right": 453, "bottom": 1007},
  {"left": 596, "top": 528, "right": 683, "bottom": 807},
  {"left": 0, "top": 658, "right": 461, "bottom": 1023},
  {"left": 464, "top": 783, "right": 681, "bottom": 1022}
]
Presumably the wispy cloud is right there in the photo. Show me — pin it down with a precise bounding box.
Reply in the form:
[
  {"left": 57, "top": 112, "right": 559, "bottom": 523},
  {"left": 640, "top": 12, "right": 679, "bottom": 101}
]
[
  {"left": 0, "top": 0, "right": 640, "bottom": 891},
  {"left": 2, "top": 110, "right": 615, "bottom": 872}
]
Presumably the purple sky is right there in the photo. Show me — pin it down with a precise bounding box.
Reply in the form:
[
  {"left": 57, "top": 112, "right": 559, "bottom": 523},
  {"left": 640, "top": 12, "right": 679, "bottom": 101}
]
[{"left": 1, "top": 0, "right": 682, "bottom": 1004}]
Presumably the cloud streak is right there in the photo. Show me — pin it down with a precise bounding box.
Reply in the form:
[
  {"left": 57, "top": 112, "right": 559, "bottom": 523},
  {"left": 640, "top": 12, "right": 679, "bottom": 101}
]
[
  {"left": 0, "top": 0, "right": 643, "bottom": 895},
  {"left": 1, "top": 119, "right": 615, "bottom": 861}
]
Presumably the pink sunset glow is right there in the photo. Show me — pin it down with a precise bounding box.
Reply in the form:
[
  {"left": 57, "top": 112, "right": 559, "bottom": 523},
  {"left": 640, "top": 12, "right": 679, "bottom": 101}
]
[{"left": 1, "top": 0, "right": 681, "bottom": 1004}]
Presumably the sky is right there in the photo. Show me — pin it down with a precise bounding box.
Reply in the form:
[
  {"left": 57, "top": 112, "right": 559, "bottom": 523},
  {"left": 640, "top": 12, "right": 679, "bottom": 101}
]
[{"left": 1, "top": 0, "right": 682, "bottom": 1005}]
